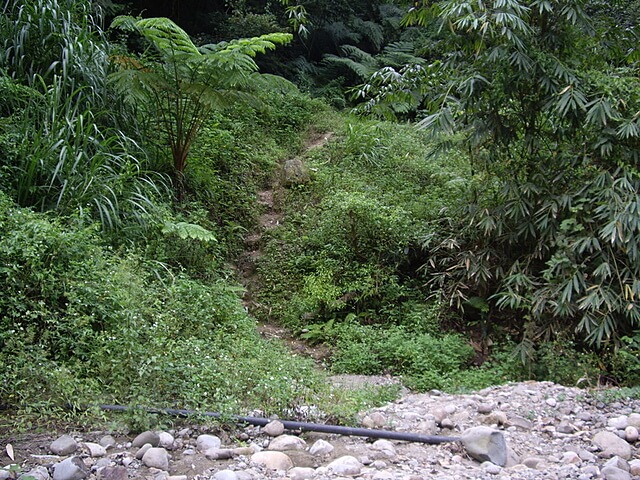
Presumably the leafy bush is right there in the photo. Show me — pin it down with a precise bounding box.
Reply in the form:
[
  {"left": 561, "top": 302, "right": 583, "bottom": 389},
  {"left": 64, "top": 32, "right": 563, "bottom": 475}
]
[
  {"left": 330, "top": 323, "right": 477, "bottom": 391},
  {"left": 0, "top": 194, "right": 329, "bottom": 419}
]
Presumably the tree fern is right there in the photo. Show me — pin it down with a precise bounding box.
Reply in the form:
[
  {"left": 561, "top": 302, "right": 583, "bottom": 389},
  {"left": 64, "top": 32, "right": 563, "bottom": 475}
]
[
  {"left": 350, "top": 18, "right": 385, "bottom": 52},
  {"left": 322, "top": 45, "right": 378, "bottom": 81},
  {"left": 110, "top": 16, "right": 292, "bottom": 195}
]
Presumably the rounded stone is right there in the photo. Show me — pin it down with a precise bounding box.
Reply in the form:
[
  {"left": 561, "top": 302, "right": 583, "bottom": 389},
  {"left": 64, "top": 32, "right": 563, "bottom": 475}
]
[
  {"left": 309, "top": 439, "right": 334, "bottom": 456},
  {"left": 608, "top": 416, "right": 629, "bottom": 430},
  {"left": 212, "top": 470, "right": 238, "bottom": 480},
  {"left": 326, "top": 455, "right": 364, "bottom": 476},
  {"left": 19, "top": 466, "right": 50, "bottom": 480},
  {"left": 482, "top": 461, "right": 502, "bottom": 475},
  {"left": 461, "top": 426, "right": 508, "bottom": 467},
  {"left": 250, "top": 451, "right": 293, "bottom": 471},
  {"left": 96, "top": 466, "right": 128, "bottom": 480},
  {"left": 196, "top": 434, "right": 221, "bottom": 452},
  {"left": 561, "top": 451, "right": 581, "bottom": 464},
  {"left": 50, "top": 435, "right": 78, "bottom": 456},
  {"left": 288, "top": 467, "right": 315, "bottom": 480},
  {"left": 371, "top": 439, "right": 396, "bottom": 458},
  {"left": 83, "top": 442, "right": 107, "bottom": 458},
  {"left": 262, "top": 420, "right": 285, "bottom": 437},
  {"left": 141, "top": 447, "right": 169, "bottom": 470},
  {"left": 135, "top": 443, "right": 152, "bottom": 460},
  {"left": 267, "top": 434, "right": 306, "bottom": 451},
  {"left": 132, "top": 431, "right": 160, "bottom": 448},
  {"left": 627, "top": 413, "right": 640, "bottom": 429},
  {"left": 624, "top": 426, "right": 639, "bottom": 443},
  {"left": 204, "top": 448, "right": 235, "bottom": 460},
  {"left": 601, "top": 466, "right": 632, "bottom": 480},
  {"left": 593, "top": 431, "right": 633, "bottom": 460},
  {"left": 158, "top": 432, "right": 175, "bottom": 449},
  {"left": 98, "top": 436, "right": 116, "bottom": 449}
]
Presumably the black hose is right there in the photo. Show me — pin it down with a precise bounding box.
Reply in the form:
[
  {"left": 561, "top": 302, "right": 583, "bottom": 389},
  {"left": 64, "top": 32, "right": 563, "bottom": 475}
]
[{"left": 99, "top": 404, "right": 460, "bottom": 444}]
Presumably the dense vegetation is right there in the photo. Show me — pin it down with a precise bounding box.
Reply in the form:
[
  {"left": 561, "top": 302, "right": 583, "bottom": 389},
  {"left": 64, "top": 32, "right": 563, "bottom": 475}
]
[{"left": 1, "top": 0, "right": 640, "bottom": 429}]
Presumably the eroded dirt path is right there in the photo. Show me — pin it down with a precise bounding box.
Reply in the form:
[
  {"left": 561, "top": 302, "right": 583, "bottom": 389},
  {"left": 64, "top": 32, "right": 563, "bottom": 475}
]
[{"left": 236, "top": 131, "right": 334, "bottom": 362}]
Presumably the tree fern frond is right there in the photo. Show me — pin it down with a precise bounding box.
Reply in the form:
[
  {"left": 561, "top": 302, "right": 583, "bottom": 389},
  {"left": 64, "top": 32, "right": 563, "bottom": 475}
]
[
  {"left": 135, "top": 17, "right": 200, "bottom": 56},
  {"left": 199, "top": 32, "right": 292, "bottom": 57},
  {"left": 323, "top": 22, "right": 360, "bottom": 46},
  {"left": 339, "top": 45, "right": 376, "bottom": 65},
  {"left": 350, "top": 18, "right": 385, "bottom": 51},
  {"left": 246, "top": 73, "right": 299, "bottom": 94},
  {"left": 322, "top": 55, "right": 377, "bottom": 81},
  {"left": 162, "top": 221, "right": 217, "bottom": 242}
]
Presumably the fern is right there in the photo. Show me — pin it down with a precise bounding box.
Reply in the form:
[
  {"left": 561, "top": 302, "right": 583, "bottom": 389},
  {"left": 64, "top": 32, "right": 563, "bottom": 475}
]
[
  {"left": 350, "top": 18, "right": 384, "bottom": 52},
  {"left": 162, "top": 221, "right": 217, "bottom": 243},
  {"left": 322, "top": 46, "right": 378, "bottom": 81},
  {"left": 109, "top": 16, "right": 294, "bottom": 189}
]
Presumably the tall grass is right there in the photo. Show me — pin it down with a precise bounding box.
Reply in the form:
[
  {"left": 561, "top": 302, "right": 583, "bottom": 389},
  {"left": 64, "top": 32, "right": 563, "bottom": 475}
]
[
  {"left": 0, "top": 0, "right": 108, "bottom": 101},
  {"left": 6, "top": 76, "right": 169, "bottom": 231}
]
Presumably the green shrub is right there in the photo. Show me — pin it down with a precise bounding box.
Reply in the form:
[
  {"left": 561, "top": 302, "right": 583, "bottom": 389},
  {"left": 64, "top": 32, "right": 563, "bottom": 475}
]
[
  {"left": 330, "top": 323, "right": 477, "bottom": 392},
  {"left": 609, "top": 333, "right": 640, "bottom": 386}
]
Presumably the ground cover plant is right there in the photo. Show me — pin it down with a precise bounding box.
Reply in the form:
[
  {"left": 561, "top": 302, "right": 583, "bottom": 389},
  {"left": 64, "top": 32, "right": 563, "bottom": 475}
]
[{"left": 0, "top": 0, "right": 396, "bottom": 431}]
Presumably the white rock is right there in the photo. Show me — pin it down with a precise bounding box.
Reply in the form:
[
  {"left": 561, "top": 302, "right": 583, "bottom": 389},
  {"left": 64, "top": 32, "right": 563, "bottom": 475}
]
[
  {"left": 362, "top": 412, "right": 386, "bottom": 428},
  {"left": 627, "top": 413, "right": 640, "bottom": 429},
  {"left": 481, "top": 461, "right": 502, "bottom": 475},
  {"left": 601, "top": 466, "right": 632, "bottom": 480},
  {"left": 561, "top": 451, "right": 581, "bottom": 464},
  {"left": 593, "top": 431, "right": 632, "bottom": 459},
  {"left": 250, "top": 451, "right": 293, "bottom": 471},
  {"left": 135, "top": 443, "right": 153, "bottom": 460},
  {"left": 461, "top": 427, "right": 508, "bottom": 466},
  {"left": 196, "top": 434, "right": 221, "bottom": 451},
  {"left": 326, "top": 456, "right": 363, "bottom": 476},
  {"left": 624, "top": 426, "right": 638, "bottom": 443},
  {"left": 608, "top": 416, "right": 629, "bottom": 430},
  {"left": 212, "top": 470, "right": 238, "bottom": 480},
  {"left": 288, "top": 467, "right": 315, "bottom": 480},
  {"left": 52, "top": 457, "right": 88, "bottom": 480},
  {"left": 262, "top": 420, "right": 285, "bottom": 437},
  {"left": 604, "top": 456, "right": 630, "bottom": 471},
  {"left": 158, "top": 432, "right": 175, "bottom": 449},
  {"left": 141, "top": 447, "right": 169, "bottom": 470},
  {"left": 132, "top": 431, "right": 160, "bottom": 448},
  {"left": 629, "top": 459, "right": 640, "bottom": 475},
  {"left": 371, "top": 439, "right": 396, "bottom": 458},
  {"left": 98, "top": 435, "right": 116, "bottom": 449},
  {"left": 19, "top": 466, "right": 50, "bottom": 480},
  {"left": 204, "top": 448, "right": 235, "bottom": 460},
  {"left": 82, "top": 442, "right": 107, "bottom": 458},
  {"left": 309, "top": 439, "right": 334, "bottom": 456},
  {"left": 267, "top": 434, "right": 306, "bottom": 451},
  {"left": 50, "top": 436, "right": 78, "bottom": 456}
]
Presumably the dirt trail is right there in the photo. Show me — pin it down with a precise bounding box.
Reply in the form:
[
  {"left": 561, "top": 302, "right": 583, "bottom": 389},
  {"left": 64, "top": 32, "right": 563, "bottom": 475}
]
[{"left": 236, "top": 131, "right": 334, "bottom": 362}]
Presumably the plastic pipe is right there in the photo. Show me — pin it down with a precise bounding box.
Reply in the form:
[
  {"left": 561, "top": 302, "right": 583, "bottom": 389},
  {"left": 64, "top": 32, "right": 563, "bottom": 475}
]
[{"left": 99, "top": 404, "right": 460, "bottom": 444}]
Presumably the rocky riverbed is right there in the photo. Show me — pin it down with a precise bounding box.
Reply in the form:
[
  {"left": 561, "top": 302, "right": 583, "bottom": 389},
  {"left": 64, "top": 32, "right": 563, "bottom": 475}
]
[{"left": 2, "top": 381, "right": 640, "bottom": 480}]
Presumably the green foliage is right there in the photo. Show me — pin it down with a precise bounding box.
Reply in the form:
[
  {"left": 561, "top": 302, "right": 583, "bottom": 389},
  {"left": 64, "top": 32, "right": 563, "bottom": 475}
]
[
  {"left": 608, "top": 332, "right": 640, "bottom": 386},
  {"left": 0, "top": 0, "right": 109, "bottom": 103},
  {"left": 0, "top": 193, "right": 334, "bottom": 420},
  {"left": 356, "top": 0, "right": 640, "bottom": 351},
  {"left": 328, "top": 322, "right": 477, "bottom": 391},
  {"left": 109, "top": 15, "right": 293, "bottom": 188},
  {"left": 257, "top": 118, "right": 470, "bottom": 331}
]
